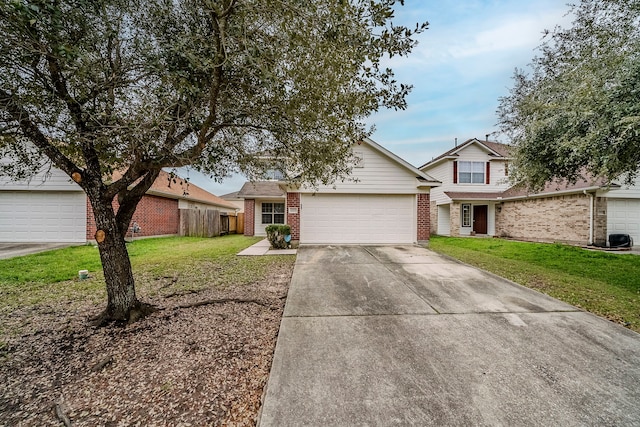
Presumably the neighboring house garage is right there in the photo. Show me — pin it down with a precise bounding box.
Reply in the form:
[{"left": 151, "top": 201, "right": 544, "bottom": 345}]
[
  {"left": 0, "top": 190, "right": 87, "bottom": 243},
  {"left": 606, "top": 197, "right": 640, "bottom": 244},
  {"left": 1, "top": 167, "right": 237, "bottom": 243},
  {"left": 0, "top": 168, "right": 86, "bottom": 243},
  {"left": 239, "top": 138, "right": 440, "bottom": 245}
]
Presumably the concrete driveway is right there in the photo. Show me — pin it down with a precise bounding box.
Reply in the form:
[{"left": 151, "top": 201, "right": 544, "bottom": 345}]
[
  {"left": 258, "top": 246, "right": 640, "bottom": 426},
  {"left": 0, "top": 243, "right": 74, "bottom": 260}
]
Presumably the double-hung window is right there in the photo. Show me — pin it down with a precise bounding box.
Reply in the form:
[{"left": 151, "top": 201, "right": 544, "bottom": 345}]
[
  {"left": 459, "top": 161, "right": 485, "bottom": 184},
  {"left": 262, "top": 202, "right": 285, "bottom": 224}
]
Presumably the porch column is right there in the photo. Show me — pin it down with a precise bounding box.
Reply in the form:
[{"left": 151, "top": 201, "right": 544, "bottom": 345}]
[
  {"left": 417, "top": 193, "right": 430, "bottom": 242},
  {"left": 244, "top": 199, "right": 255, "bottom": 236},
  {"left": 286, "top": 192, "right": 300, "bottom": 241}
]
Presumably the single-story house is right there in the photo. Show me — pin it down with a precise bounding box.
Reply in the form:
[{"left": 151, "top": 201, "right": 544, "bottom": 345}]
[
  {"left": 0, "top": 168, "right": 237, "bottom": 243},
  {"left": 238, "top": 138, "right": 440, "bottom": 245}
]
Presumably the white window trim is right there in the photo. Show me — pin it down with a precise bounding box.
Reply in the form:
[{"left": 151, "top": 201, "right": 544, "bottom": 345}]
[
  {"left": 261, "top": 202, "right": 285, "bottom": 224},
  {"left": 459, "top": 161, "right": 485, "bottom": 184},
  {"left": 461, "top": 203, "right": 471, "bottom": 227}
]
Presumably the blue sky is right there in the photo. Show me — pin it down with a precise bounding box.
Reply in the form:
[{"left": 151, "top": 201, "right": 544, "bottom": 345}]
[{"left": 187, "top": 0, "right": 573, "bottom": 196}]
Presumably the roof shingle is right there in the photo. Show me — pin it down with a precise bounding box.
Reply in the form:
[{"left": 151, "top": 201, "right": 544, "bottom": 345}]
[{"left": 237, "top": 181, "right": 285, "bottom": 198}]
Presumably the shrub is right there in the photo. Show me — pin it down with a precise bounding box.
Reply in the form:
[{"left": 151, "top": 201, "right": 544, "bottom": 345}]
[{"left": 265, "top": 224, "right": 292, "bottom": 249}]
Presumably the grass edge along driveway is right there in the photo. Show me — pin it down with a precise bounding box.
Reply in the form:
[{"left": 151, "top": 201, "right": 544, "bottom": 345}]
[{"left": 429, "top": 236, "right": 640, "bottom": 333}]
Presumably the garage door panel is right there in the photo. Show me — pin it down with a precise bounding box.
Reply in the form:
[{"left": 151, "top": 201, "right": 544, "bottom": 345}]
[
  {"left": 0, "top": 191, "right": 86, "bottom": 242},
  {"left": 607, "top": 199, "right": 640, "bottom": 243},
  {"left": 301, "top": 194, "right": 415, "bottom": 244}
]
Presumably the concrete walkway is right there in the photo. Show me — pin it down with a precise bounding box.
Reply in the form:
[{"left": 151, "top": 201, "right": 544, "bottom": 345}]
[
  {"left": 258, "top": 245, "right": 640, "bottom": 426},
  {"left": 237, "top": 239, "right": 297, "bottom": 256}
]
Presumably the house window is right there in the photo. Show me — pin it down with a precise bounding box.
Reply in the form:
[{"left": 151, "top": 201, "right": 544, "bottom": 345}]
[
  {"left": 504, "top": 163, "right": 509, "bottom": 176},
  {"left": 264, "top": 169, "right": 284, "bottom": 180},
  {"left": 461, "top": 204, "right": 471, "bottom": 227},
  {"left": 262, "top": 202, "right": 285, "bottom": 224},
  {"left": 459, "top": 161, "right": 485, "bottom": 184}
]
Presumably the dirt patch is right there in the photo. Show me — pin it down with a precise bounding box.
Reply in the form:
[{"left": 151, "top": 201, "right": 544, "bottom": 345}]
[{"left": 0, "top": 268, "right": 293, "bottom": 426}]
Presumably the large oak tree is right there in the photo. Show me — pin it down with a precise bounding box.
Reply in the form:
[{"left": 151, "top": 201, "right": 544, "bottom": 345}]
[
  {"left": 497, "top": 0, "right": 640, "bottom": 190},
  {"left": 0, "top": 0, "right": 427, "bottom": 322}
]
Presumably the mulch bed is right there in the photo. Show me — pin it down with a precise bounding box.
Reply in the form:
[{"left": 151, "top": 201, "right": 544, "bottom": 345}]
[{"left": 0, "top": 268, "right": 293, "bottom": 426}]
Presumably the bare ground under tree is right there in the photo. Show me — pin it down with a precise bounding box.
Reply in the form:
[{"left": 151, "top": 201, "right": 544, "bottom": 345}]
[{"left": 0, "top": 266, "right": 293, "bottom": 426}]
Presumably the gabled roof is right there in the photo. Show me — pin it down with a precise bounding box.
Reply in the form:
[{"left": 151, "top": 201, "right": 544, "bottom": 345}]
[
  {"left": 237, "top": 181, "right": 285, "bottom": 198},
  {"left": 147, "top": 170, "right": 238, "bottom": 210},
  {"left": 419, "top": 138, "right": 512, "bottom": 170},
  {"left": 220, "top": 191, "right": 241, "bottom": 200},
  {"left": 361, "top": 137, "right": 440, "bottom": 185}
]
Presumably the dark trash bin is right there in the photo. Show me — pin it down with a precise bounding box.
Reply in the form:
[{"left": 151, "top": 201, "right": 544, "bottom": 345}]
[{"left": 609, "top": 234, "right": 633, "bottom": 248}]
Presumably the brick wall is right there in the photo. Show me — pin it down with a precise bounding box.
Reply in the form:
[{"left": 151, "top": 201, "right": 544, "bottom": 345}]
[
  {"left": 244, "top": 199, "right": 255, "bottom": 236},
  {"left": 86, "top": 195, "right": 179, "bottom": 240},
  {"left": 286, "top": 192, "right": 300, "bottom": 240},
  {"left": 417, "top": 193, "right": 430, "bottom": 241},
  {"left": 495, "top": 193, "right": 591, "bottom": 245}
]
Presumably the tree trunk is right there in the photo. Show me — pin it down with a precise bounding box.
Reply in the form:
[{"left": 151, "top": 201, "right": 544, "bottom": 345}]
[{"left": 89, "top": 193, "right": 153, "bottom": 324}]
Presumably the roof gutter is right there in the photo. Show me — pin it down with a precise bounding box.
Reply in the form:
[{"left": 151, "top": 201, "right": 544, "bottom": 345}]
[{"left": 501, "top": 185, "right": 603, "bottom": 201}]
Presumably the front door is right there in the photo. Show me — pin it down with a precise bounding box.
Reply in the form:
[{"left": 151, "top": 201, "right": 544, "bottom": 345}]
[{"left": 473, "top": 205, "right": 488, "bottom": 234}]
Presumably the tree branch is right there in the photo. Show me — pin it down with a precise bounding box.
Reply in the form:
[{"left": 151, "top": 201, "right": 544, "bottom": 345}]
[
  {"left": 0, "top": 88, "right": 81, "bottom": 179},
  {"left": 114, "top": 169, "right": 160, "bottom": 237}
]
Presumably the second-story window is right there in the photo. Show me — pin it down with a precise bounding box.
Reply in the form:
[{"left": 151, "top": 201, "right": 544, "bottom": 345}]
[
  {"left": 264, "top": 169, "right": 284, "bottom": 180},
  {"left": 459, "top": 161, "right": 485, "bottom": 184}
]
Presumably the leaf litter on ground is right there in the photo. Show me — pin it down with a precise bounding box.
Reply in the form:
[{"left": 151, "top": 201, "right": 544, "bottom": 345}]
[{"left": 0, "top": 261, "right": 294, "bottom": 426}]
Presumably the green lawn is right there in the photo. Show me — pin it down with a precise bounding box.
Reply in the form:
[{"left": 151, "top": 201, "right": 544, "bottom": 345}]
[
  {"left": 429, "top": 236, "right": 640, "bottom": 332},
  {"left": 0, "top": 235, "right": 294, "bottom": 312}
]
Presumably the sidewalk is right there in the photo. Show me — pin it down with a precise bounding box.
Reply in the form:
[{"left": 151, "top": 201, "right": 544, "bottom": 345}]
[{"left": 237, "top": 239, "right": 297, "bottom": 256}]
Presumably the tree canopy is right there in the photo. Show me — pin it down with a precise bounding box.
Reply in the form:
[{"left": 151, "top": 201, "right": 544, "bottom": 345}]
[
  {"left": 497, "top": 0, "right": 640, "bottom": 190},
  {"left": 0, "top": 0, "right": 426, "bottom": 322}
]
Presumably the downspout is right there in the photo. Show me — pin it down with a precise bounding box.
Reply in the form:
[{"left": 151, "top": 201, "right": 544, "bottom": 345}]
[{"left": 584, "top": 190, "right": 594, "bottom": 245}]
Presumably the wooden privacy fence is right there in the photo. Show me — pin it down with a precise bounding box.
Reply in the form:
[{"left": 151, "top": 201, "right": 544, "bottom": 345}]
[{"left": 179, "top": 209, "right": 244, "bottom": 237}]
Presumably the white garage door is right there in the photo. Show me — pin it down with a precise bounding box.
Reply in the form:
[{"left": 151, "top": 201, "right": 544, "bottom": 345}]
[
  {"left": 0, "top": 191, "right": 87, "bottom": 242},
  {"left": 300, "top": 194, "right": 415, "bottom": 244},
  {"left": 607, "top": 199, "right": 640, "bottom": 243}
]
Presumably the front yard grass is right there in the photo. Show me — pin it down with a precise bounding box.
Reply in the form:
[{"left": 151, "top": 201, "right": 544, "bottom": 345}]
[
  {"left": 429, "top": 236, "right": 640, "bottom": 333},
  {"left": 0, "top": 234, "right": 285, "bottom": 313}
]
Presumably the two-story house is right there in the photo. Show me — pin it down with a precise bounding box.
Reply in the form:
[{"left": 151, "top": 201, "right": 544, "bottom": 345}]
[
  {"left": 419, "top": 138, "right": 511, "bottom": 237},
  {"left": 237, "top": 138, "right": 440, "bottom": 245},
  {"left": 421, "top": 138, "right": 639, "bottom": 247}
]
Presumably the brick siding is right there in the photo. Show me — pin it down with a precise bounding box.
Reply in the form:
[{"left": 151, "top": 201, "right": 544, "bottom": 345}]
[
  {"left": 286, "top": 192, "right": 300, "bottom": 240},
  {"left": 495, "top": 193, "right": 591, "bottom": 245},
  {"left": 417, "top": 193, "right": 430, "bottom": 241},
  {"left": 429, "top": 200, "right": 438, "bottom": 234},
  {"left": 449, "top": 202, "right": 461, "bottom": 237},
  {"left": 86, "top": 195, "right": 179, "bottom": 240},
  {"left": 244, "top": 199, "right": 255, "bottom": 236}
]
